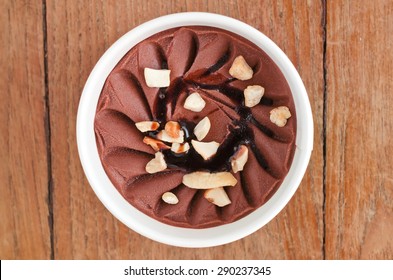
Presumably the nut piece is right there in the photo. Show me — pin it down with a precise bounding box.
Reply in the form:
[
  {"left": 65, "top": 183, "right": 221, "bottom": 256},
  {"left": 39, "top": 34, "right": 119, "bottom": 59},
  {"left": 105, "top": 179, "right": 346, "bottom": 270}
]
[
  {"left": 156, "top": 130, "right": 185, "bottom": 143},
  {"left": 229, "top": 55, "right": 253, "bottom": 81},
  {"left": 171, "top": 142, "right": 190, "bottom": 154},
  {"left": 231, "top": 145, "right": 249, "bottom": 173},
  {"left": 144, "top": 68, "right": 171, "bottom": 88},
  {"left": 204, "top": 187, "right": 231, "bottom": 207},
  {"left": 162, "top": 192, "right": 179, "bottom": 205},
  {"left": 135, "top": 121, "right": 160, "bottom": 132},
  {"left": 165, "top": 121, "right": 181, "bottom": 138},
  {"left": 184, "top": 92, "right": 206, "bottom": 112},
  {"left": 191, "top": 140, "right": 219, "bottom": 160},
  {"left": 244, "top": 85, "right": 265, "bottom": 107},
  {"left": 193, "top": 117, "right": 211, "bottom": 141},
  {"left": 145, "top": 152, "right": 167, "bottom": 174},
  {"left": 143, "top": 136, "right": 170, "bottom": 151},
  {"left": 270, "top": 106, "right": 291, "bottom": 127},
  {"left": 183, "top": 171, "right": 237, "bottom": 189}
]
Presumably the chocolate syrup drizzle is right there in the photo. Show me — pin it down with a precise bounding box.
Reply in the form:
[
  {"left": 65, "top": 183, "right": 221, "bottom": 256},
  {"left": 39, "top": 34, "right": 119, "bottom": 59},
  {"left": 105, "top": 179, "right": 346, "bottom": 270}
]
[{"left": 147, "top": 52, "right": 283, "bottom": 178}]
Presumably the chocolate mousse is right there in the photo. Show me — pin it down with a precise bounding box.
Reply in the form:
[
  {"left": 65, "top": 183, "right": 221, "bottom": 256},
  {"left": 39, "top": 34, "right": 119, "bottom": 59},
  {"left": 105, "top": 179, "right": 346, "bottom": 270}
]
[{"left": 94, "top": 26, "right": 296, "bottom": 228}]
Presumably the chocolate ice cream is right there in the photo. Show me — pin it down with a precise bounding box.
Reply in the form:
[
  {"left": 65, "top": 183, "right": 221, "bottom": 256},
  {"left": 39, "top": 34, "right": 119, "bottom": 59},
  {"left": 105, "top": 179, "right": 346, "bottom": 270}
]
[{"left": 94, "top": 26, "right": 296, "bottom": 228}]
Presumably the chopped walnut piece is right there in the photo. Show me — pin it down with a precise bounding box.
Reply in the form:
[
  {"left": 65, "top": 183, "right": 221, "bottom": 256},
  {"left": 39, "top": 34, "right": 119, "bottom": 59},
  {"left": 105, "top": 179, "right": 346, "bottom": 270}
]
[
  {"left": 182, "top": 171, "right": 237, "bottom": 189},
  {"left": 191, "top": 140, "right": 219, "bottom": 160},
  {"left": 229, "top": 55, "right": 253, "bottom": 80},
  {"left": 270, "top": 106, "right": 291, "bottom": 127},
  {"left": 204, "top": 187, "right": 231, "bottom": 207},
  {"left": 135, "top": 121, "right": 160, "bottom": 132},
  {"left": 145, "top": 152, "right": 167, "bottom": 174},
  {"left": 231, "top": 145, "right": 249, "bottom": 173},
  {"left": 165, "top": 121, "right": 181, "bottom": 138},
  {"left": 162, "top": 192, "right": 179, "bottom": 205},
  {"left": 244, "top": 85, "right": 264, "bottom": 107},
  {"left": 193, "top": 117, "right": 211, "bottom": 141},
  {"left": 156, "top": 130, "right": 185, "bottom": 143},
  {"left": 144, "top": 68, "right": 170, "bottom": 88},
  {"left": 184, "top": 92, "right": 206, "bottom": 112},
  {"left": 171, "top": 142, "right": 190, "bottom": 154},
  {"left": 143, "top": 136, "right": 170, "bottom": 151}
]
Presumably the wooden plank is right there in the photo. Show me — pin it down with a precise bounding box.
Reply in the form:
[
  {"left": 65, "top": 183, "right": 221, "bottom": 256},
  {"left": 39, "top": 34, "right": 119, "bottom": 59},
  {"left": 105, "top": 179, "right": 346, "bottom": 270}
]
[
  {"left": 47, "top": 0, "right": 324, "bottom": 259},
  {"left": 326, "top": 0, "right": 393, "bottom": 259},
  {"left": 0, "top": 1, "right": 50, "bottom": 259}
]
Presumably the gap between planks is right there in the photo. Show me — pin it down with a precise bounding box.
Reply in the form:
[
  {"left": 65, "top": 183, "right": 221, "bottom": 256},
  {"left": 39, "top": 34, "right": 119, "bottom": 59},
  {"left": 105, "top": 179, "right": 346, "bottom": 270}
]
[
  {"left": 42, "top": 0, "right": 54, "bottom": 260},
  {"left": 321, "top": 0, "right": 327, "bottom": 260}
]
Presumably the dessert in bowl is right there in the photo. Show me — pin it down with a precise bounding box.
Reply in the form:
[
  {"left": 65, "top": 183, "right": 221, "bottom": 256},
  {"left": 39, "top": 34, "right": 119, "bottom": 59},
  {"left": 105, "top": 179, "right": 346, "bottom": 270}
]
[{"left": 77, "top": 12, "right": 313, "bottom": 247}]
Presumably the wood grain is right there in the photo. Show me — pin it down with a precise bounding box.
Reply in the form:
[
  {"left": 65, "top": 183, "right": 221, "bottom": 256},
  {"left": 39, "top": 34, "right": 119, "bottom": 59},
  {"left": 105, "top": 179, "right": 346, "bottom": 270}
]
[
  {"left": 46, "top": 0, "right": 324, "bottom": 259},
  {"left": 2, "top": 0, "right": 392, "bottom": 260},
  {"left": 325, "top": 0, "right": 393, "bottom": 259},
  {"left": 0, "top": 1, "right": 50, "bottom": 259}
]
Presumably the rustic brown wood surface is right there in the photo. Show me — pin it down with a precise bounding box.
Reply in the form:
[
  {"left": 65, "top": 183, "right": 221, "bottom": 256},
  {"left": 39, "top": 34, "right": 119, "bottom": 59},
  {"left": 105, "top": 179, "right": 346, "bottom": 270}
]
[
  {"left": 0, "top": 0, "right": 391, "bottom": 260},
  {"left": 0, "top": 0, "right": 50, "bottom": 259},
  {"left": 325, "top": 0, "right": 393, "bottom": 259}
]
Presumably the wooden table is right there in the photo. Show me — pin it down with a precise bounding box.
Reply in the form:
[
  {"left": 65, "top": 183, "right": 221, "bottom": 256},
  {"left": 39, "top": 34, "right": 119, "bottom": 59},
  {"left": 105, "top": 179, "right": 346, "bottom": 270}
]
[{"left": 1, "top": 0, "right": 392, "bottom": 260}]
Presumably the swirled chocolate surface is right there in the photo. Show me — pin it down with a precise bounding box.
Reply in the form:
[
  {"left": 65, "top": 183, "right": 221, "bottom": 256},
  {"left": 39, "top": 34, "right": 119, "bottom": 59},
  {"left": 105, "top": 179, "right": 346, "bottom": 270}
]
[{"left": 94, "top": 26, "right": 296, "bottom": 228}]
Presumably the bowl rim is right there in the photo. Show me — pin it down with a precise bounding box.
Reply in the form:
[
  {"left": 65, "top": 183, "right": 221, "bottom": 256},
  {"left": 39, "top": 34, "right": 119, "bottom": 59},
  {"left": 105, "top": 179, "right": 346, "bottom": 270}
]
[{"left": 77, "top": 12, "right": 313, "bottom": 248}]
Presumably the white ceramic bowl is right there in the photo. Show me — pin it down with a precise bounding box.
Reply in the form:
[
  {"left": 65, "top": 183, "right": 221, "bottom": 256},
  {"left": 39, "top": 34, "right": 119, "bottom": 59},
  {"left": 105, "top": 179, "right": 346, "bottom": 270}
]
[{"left": 77, "top": 12, "right": 313, "bottom": 248}]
